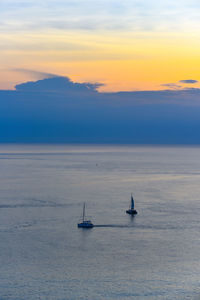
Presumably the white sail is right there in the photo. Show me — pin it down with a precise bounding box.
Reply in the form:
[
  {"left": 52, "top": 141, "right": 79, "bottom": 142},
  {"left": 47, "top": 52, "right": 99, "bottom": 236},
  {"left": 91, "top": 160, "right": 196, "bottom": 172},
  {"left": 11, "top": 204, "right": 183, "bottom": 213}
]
[
  {"left": 82, "top": 202, "right": 85, "bottom": 222},
  {"left": 131, "top": 195, "right": 134, "bottom": 209}
]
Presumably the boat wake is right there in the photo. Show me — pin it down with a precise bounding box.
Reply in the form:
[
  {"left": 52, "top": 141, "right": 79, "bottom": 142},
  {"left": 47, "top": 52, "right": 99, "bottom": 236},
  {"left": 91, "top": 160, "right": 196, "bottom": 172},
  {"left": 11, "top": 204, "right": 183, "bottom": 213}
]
[{"left": 94, "top": 224, "right": 134, "bottom": 228}]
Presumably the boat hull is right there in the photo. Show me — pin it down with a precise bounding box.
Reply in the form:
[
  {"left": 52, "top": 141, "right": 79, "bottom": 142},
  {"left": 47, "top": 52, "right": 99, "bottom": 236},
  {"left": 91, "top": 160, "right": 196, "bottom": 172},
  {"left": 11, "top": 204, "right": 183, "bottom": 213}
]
[
  {"left": 126, "top": 209, "right": 137, "bottom": 215},
  {"left": 77, "top": 221, "right": 94, "bottom": 228}
]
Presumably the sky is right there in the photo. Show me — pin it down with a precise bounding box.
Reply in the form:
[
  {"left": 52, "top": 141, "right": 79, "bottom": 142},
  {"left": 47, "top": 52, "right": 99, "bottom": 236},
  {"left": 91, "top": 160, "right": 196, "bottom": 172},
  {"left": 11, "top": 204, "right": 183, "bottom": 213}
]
[
  {"left": 1, "top": 1, "right": 200, "bottom": 143},
  {"left": 1, "top": 0, "right": 200, "bottom": 91}
]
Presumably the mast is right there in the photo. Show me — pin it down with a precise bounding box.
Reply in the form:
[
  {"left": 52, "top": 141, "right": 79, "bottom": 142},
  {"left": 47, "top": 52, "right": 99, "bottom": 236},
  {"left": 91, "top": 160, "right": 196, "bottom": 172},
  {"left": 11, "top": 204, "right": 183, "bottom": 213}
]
[
  {"left": 82, "top": 202, "right": 86, "bottom": 222},
  {"left": 131, "top": 194, "right": 134, "bottom": 210}
]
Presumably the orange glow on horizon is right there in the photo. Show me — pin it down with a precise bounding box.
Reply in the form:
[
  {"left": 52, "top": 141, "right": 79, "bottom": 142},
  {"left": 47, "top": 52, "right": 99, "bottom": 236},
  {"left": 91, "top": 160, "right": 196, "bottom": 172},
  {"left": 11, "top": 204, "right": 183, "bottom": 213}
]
[{"left": 1, "top": 31, "right": 200, "bottom": 92}]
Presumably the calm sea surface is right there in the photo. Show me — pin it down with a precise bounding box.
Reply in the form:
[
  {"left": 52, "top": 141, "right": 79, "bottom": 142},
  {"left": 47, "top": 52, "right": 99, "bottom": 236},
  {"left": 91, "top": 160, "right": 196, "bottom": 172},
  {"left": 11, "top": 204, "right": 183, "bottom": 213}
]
[{"left": 0, "top": 144, "right": 200, "bottom": 299}]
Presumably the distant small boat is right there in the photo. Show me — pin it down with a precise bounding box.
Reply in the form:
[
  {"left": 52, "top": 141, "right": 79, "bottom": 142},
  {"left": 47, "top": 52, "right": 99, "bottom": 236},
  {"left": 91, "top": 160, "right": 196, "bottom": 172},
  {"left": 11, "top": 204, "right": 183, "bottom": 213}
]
[
  {"left": 78, "top": 202, "right": 94, "bottom": 228},
  {"left": 126, "top": 194, "right": 138, "bottom": 215}
]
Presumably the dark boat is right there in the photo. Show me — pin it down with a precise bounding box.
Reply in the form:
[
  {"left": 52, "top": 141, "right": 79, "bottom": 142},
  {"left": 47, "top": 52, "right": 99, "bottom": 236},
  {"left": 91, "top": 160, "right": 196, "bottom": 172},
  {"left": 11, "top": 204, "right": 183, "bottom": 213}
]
[
  {"left": 126, "top": 194, "right": 137, "bottom": 215},
  {"left": 78, "top": 203, "right": 94, "bottom": 228}
]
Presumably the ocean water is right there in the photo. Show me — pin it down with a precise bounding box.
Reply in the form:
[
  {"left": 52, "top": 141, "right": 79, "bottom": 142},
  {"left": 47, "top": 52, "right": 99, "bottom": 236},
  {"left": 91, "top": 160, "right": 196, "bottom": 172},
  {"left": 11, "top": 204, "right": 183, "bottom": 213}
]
[{"left": 0, "top": 144, "right": 200, "bottom": 299}]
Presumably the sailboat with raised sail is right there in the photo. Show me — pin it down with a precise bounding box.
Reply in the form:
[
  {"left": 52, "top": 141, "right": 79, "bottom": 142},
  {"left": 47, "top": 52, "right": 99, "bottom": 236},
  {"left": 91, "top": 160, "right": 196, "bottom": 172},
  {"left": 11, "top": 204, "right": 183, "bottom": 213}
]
[
  {"left": 126, "top": 194, "right": 138, "bottom": 215},
  {"left": 78, "top": 202, "right": 94, "bottom": 228}
]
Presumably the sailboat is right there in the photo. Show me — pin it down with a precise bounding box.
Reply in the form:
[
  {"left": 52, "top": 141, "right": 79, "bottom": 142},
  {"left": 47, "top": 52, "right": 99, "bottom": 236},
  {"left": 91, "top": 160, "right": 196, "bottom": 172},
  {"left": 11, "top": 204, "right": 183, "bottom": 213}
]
[
  {"left": 126, "top": 194, "right": 138, "bottom": 215},
  {"left": 77, "top": 202, "right": 94, "bottom": 228}
]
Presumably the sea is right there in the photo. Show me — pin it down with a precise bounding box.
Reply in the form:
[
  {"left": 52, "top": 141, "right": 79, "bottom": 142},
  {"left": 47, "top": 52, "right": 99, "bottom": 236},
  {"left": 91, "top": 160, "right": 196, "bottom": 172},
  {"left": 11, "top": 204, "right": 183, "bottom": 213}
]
[{"left": 0, "top": 144, "right": 200, "bottom": 300}]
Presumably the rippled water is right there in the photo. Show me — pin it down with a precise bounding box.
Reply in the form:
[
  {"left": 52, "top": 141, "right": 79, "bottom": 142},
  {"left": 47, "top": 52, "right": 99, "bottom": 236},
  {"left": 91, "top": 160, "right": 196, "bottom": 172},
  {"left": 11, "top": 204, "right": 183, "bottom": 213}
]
[{"left": 0, "top": 144, "right": 200, "bottom": 299}]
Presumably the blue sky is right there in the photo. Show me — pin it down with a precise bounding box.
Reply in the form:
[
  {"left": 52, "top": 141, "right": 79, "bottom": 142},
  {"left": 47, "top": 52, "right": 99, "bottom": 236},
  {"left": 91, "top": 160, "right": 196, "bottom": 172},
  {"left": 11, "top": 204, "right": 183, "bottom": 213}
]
[{"left": 1, "top": 0, "right": 200, "bottom": 33}]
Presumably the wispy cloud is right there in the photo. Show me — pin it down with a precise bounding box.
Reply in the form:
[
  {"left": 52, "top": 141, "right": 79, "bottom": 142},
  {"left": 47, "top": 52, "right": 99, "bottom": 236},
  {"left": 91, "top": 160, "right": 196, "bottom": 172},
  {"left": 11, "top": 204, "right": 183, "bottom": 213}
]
[
  {"left": 160, "top": 83, "right": 181, "bottom": 89},
  {"left": 1, "top": 0, "right": 200, "bottom": 33},
  {"left": 179, "top": 79, "right": 198, "bottom": 84},
  {"left": 161, "top": 79, "right": 200, "bottom": 89},
  {"left": 12, "top": 69, "right": 59, "bottom": 80}
]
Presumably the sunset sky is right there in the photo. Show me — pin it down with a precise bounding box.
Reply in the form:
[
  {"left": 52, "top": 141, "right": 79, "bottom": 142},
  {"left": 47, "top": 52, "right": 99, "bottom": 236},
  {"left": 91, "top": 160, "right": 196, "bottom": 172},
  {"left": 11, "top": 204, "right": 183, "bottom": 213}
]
[{"left": 1, "top": 0, "right": 200, "bottom": 91}]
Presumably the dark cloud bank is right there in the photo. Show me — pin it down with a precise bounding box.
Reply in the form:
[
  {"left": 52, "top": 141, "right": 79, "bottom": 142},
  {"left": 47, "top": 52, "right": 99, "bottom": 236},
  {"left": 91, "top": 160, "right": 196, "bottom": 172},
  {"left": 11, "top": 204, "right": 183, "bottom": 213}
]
[{"left": 1, "top": 76, "right": 200, "bottom": 144}]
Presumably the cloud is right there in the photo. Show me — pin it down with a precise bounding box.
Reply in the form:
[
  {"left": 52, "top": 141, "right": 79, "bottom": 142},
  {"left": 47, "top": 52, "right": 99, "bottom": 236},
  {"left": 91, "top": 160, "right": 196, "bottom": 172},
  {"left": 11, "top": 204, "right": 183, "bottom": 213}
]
[
  {"left": 12, "top": 69, "right": 58, "bottom": 80},
  {"left": 179, "top": 79, "right": 199, "bottom": 84},
  {"left": 1, "top": 76, "right": 200, "bottom": 144},
  {"left": 161, "top": 79, "right": 199, "bottom": 89},
  {"left": 15, "top": 76, "right": 103, "bottom": 93},
  {"left": 160, "top": 83, "right": 181, "bottom": 89}
]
